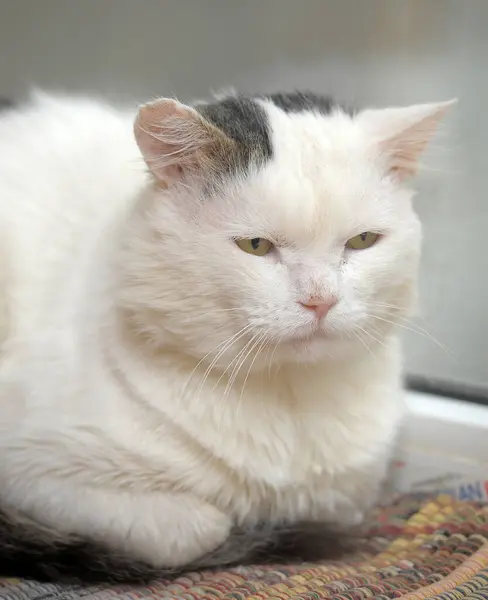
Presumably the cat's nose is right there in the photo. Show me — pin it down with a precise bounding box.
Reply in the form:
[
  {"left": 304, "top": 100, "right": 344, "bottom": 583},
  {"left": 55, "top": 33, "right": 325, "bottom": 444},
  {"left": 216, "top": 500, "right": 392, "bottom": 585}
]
[{"left": 299, "top": 297, "right": 338, "bottom": 319}]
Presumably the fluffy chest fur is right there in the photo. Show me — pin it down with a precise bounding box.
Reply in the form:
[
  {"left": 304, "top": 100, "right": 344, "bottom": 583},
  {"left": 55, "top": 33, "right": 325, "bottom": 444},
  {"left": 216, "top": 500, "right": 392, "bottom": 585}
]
[{"left": 2, "top": 326, "right": 402, "bottom": 529}]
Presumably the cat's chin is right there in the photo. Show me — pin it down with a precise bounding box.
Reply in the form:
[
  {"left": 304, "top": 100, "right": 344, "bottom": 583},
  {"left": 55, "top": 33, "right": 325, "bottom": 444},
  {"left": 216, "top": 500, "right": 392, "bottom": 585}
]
[
  {"left": 276, "top": 331, "right": 353, "bottom": 364},
  {"left": 291, "top": 328, "right": 329, "bottom": 344}
]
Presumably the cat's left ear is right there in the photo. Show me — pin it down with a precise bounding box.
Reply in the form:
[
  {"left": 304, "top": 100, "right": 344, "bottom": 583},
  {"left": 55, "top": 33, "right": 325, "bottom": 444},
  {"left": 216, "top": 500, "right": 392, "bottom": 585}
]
[
  {"left": 357, "top": 99, "right": 457, "bottom": 179},
  {"left": 134, "top": 98, "right": 235, "bottom": 187}
]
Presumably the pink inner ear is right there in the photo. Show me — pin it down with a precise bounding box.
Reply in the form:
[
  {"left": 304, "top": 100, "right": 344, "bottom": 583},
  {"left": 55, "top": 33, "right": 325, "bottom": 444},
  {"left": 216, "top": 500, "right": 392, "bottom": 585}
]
[
  {"left": 382, "top": 126, "right": 432, "bottom": 180},
  {"left": 134, "top": 99, "right": 197, "bottom": 185},
  {"left": 360, "top": 100, "right": 455, "bottom": 181}
]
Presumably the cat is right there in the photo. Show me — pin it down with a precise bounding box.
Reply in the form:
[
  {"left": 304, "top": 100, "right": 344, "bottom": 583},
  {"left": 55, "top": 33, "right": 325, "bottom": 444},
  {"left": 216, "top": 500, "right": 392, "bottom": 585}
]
[{"left": 0, "top": 90, "right": 453, "bottom": 582}]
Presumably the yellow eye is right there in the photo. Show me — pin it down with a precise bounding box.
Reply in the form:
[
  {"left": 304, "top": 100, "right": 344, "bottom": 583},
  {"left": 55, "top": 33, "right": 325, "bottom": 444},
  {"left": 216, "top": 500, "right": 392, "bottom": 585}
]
[
  {"left": 346, "top": 232, "right": 379, "bottom": 250},
  {"left": 235, "top": 238, "right": 273, "bottom": 256}
]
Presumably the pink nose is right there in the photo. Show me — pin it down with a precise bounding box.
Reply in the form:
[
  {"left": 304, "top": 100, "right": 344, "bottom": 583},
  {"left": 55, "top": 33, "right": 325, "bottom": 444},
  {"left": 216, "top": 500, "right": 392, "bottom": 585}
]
[{"left": 299, "top": 298, "right": 337, "bottom": 319}]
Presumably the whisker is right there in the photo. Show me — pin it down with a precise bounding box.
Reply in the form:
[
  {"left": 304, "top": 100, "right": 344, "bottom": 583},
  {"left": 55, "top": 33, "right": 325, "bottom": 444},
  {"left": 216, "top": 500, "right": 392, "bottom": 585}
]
[
  {"left": 215, "top": 333, "right": 256, "bottom": 398},
  {"left": 237, "top": 334, "right": 269, "bottom": 419},
  {"left": 225, "top": 333, "right": 263, "bottom": 395},
  {"left": 367, "top": 313, "right": 451, "bottom": 356},
  {"left": 361, "top": 323, "right": 388, "bottom": 349},
  {"left": 187, "top": 323, "right": 255, "bottom": 399},
  {"left": 268, "top": 337, "right": 283, "bottom": 382},
  {"left": 365, "top": 301, "right": 452, "bottom": 356},
  {"left": 200, "top": 325, "right": 256, "bottom": 393},
  {"left": 212, "top": 328, "right": 260, "bottom": 393},
  {"left": 210, "top": 331, "right": 262, "bottom": 430},
  {"left": 368, "top": 300, "right": 442, "bottom": 329},
  {"left": 352, "top": 325, "right": 377, "bottom": 359}
]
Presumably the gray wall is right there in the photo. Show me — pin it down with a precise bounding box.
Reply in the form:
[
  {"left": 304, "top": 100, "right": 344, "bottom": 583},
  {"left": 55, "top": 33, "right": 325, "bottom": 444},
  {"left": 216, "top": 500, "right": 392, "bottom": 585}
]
[{"left": 0, "top": 0, "right": 486, "bottom": 390}]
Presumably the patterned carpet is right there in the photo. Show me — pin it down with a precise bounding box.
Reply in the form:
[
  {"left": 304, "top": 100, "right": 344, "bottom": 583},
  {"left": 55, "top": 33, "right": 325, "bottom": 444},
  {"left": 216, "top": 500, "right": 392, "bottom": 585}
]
[{"left": 1, "top": 490, "right": 488, "bottom": 600}]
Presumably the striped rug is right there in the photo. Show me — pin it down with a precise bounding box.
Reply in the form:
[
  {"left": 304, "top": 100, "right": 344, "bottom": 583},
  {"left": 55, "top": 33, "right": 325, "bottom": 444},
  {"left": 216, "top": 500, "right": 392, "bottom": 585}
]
[{"left": 1, "top": 492, "right": 487, "bottom": 599}]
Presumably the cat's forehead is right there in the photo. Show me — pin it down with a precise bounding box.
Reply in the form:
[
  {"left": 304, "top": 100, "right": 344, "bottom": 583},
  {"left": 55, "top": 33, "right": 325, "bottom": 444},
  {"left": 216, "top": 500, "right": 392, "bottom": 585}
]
[
  {"left": 197, "top": 91, "right": 370, "bottom": 171},
  {"left": 260, "top": 98, "right": 376, "bottom": 212},
  {"left": 198, "top": 93, "right": 392, "bottom": 241},
  {"left": 196, "top": 91, "right": 348, "bottom": 175}
]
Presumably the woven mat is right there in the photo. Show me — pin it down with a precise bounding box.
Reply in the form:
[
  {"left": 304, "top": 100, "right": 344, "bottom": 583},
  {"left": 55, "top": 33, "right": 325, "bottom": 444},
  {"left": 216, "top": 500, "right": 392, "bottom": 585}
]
[{"left": 1, "top": 493, "right": 488, "bottom": 600}]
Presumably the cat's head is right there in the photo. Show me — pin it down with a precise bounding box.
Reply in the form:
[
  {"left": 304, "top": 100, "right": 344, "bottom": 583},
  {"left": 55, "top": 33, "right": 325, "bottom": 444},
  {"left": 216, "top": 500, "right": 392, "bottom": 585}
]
[{"left": 120, "top": 91, "right": 454, "bottom": 368}]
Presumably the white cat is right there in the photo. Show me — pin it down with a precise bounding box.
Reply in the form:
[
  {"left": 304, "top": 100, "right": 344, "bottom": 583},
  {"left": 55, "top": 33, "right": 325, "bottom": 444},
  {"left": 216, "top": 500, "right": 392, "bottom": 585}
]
[{"left": 0, "top": 90, "right": 453, "bottom": 581}]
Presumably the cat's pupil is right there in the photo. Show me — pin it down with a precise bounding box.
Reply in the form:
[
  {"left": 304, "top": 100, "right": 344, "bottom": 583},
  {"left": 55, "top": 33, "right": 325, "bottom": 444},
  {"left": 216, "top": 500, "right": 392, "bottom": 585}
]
[
  {"left": 360, "top": 232, "right": 367, "bottom": 241},
  {"left": 251, "top": 238, "right": 261, "bottom": 250}
]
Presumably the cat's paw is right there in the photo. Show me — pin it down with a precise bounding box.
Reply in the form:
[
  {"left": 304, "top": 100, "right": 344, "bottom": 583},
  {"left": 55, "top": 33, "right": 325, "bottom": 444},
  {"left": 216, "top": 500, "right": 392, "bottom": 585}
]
[
  {"left": 326, "top": 490, "right": 369, "bottom": 529},
  {"left": 147, "top": 500, "right": 232, "bottom": 568}
]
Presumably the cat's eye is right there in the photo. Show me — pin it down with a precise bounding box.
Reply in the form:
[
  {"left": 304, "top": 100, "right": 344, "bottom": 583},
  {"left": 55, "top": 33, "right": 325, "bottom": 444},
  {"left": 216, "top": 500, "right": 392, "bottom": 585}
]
[
  {"left": 346, "top": 232, "right": 379, "bottom": 250},
  {"left": 235, "top": 238, "right": 273, "bottom": 256}
]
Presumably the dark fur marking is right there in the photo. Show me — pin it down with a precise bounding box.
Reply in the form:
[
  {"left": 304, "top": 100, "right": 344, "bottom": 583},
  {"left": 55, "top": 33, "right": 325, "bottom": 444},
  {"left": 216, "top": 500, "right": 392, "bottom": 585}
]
[
  {"left": 0, "top": 505, "right": 358, "bottom": 583},
  {"left": 196, "top": 96, "right": 272, "bottom": 175},
  {"left": 265, "top": 91, "right": 338, "bottom": 115},
  {"left": 193, "top": 91, "right": 344, "bottom": 179}
]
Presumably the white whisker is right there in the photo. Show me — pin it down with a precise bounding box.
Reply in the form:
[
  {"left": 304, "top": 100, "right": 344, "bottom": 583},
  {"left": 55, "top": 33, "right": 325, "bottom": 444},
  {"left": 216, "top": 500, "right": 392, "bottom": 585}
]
[
  {"left": 237, "top": 334, "right": 269, "bottom": 419},
  {"left": 185, "top": 323, "right": 255, "bottom": 400},
  {"left": 222, "top": 332, "right": 263, "bottom": 407},
  {"left": 214, "top": 332, "right": 261, "bottom": 428},
  {"left": 367, "top": 313, "right": 451, "bottom": 356},
  {"left": 352, "top": 325, "right": 377, "bottom": 359}
]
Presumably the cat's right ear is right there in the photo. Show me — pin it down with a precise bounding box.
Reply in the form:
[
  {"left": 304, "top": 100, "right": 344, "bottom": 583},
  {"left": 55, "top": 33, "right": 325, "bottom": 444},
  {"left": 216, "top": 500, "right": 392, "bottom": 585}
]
[{"left": 134, "top": 99, "right": 234, "bottom": 187}]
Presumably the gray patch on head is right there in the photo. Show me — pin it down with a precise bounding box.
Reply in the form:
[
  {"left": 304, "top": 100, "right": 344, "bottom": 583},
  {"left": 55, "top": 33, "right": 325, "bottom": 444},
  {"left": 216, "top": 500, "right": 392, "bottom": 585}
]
[
  {"left": 195, "top": 96, "right": 272, "bottom": 176},
  {"left": 264, "top": 91, "right": 339, "bottom": 115},
  {"left": 191, "top": 91, "right": 346, "bottom": 182}
]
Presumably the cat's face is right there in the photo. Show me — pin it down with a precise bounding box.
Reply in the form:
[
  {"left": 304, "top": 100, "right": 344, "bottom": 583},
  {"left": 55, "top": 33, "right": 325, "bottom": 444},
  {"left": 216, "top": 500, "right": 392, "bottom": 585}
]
[{"left": 125, "top": 93, "right": 452, "bottom": 368}]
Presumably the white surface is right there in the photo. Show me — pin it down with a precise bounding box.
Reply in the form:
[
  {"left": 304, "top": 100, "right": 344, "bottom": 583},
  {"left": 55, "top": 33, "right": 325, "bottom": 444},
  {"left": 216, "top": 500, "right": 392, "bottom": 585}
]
[
  {"left": 406, "top": 391, "right": 488, "bottom": 429},
  {"left": 393, "top": 390, "right": 488, "bottom": 496}
]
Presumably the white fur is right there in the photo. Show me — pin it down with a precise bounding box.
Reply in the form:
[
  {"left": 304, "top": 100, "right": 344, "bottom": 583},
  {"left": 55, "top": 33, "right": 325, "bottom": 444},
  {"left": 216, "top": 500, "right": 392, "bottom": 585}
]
[{"left": 0, "top": 92, "right": 447, "bottom": 567}]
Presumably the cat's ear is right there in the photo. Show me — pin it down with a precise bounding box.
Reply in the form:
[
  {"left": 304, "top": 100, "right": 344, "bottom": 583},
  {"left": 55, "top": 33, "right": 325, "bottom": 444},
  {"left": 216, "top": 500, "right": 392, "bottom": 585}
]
[
  {"left": 134, "top": 98, "right": 234, "bottom": 186},
  {"left": 358, "top": 99, "right": 457, "bottom": 179}
]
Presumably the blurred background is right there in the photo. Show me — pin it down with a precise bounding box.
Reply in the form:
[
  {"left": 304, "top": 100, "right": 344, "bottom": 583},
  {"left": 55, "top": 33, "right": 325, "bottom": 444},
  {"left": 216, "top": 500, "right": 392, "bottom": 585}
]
[{"left": 0, "top": 0, "right": 486, "bottom": 402}]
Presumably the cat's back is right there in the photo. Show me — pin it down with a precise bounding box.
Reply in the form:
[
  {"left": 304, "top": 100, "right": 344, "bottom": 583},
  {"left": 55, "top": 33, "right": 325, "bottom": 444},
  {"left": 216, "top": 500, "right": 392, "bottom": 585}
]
[
  {"left": 0, "top": 93, "right": 145, "bottom": 342},
  {"left": 0, "top": 92, "right": 143, "bottom": 235}
]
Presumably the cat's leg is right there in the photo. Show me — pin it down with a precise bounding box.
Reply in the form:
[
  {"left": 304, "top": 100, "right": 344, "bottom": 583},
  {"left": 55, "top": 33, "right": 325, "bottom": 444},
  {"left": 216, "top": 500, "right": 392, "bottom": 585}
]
[
  {"left": 7, "top": 479, "right": 232, "bottom": 569},
  {"left": 265, "top": 462, "right": 389, "bottom": 564},
  {"left": 327, "top": 457, "right": 391, "bottom": 529}
]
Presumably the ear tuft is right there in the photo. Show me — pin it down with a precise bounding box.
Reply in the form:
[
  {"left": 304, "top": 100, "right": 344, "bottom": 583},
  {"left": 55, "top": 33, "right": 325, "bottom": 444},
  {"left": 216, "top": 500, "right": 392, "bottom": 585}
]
[
  {"left": 358, "top": 99, "right": 457, "bottom": 180},
  {"left": 134, "top": 98, "right": 235, "bottom": 186}
]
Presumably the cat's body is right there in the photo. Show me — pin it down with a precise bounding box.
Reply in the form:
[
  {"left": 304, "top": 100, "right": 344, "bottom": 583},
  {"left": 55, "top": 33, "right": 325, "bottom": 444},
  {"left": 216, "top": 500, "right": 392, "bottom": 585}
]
[{"left": 0, "top": 91, "right": 451, "bottom": 581}]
